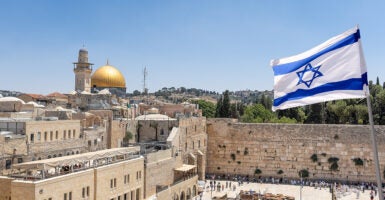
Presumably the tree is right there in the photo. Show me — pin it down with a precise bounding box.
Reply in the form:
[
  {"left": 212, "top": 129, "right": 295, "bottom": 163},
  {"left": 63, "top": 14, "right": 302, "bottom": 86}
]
[
  {"left": 305, "top": 103, "right": 325, "bottom": 124},
  {"left": 220, "top": 90, "right": 231, "bottom": 117},
  {"left": 192, "top": 100, "right": 215, "bottom": 118},
  {"left": 123, "top": 131, "right": 133, "bottom": 144},
  {"left": 132, "top": 90, "right": 141, "bottom": 96},
  {"left": 215, "top": 96, "right": 223, "bottom": 117}
]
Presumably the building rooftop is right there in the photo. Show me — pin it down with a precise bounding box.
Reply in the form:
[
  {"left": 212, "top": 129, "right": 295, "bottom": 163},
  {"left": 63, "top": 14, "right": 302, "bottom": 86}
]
[
  {"left": 10, "top": 147, "right": 141, "bottom": 181},
  {"left": 135, "top": 114, "right": 176, "bottom": 121}
]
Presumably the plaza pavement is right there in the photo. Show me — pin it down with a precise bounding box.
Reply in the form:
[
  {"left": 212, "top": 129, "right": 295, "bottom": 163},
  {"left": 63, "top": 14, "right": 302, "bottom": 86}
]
[{"left": 199, "top": 180, "right": 378, "bottom": 200}]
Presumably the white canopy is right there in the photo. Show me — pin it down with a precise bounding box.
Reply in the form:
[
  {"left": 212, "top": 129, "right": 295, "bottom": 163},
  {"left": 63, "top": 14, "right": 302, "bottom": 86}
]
[{"left": 13, "top": 147, "right": 140, "bottom": 170}]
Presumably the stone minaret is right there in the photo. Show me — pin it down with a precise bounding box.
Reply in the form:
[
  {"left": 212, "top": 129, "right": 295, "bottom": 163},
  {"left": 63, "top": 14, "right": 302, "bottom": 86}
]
[{"left": 73, "top": 48, "right": 93, "bottom": 93}]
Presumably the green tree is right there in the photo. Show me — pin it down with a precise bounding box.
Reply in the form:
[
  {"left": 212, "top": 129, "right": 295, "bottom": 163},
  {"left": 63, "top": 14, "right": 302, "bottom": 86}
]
[
  {"left": 123, "top": 131, "right": 133, "bottom": 144},
  {"left": 374, "top": 90, "right": 385, "bottom": 124},
  {"left": 132, "top": 90, "right": 141, "bottom": 96},
  {"left": 220, "top": 90, "right": 231, "bottom": 117},
  {"left": 277, "top": 107, "right": 305, "bottom": 123},
  {"left": 241, "top": 104, "right": 274, "bottom": 123},
  {"left": 215, "top": 96, "right": 223, "bottom": 117},
  {"left": 192, "top": 100, "right": 216, "bottom": 118},
  {"left": 305, "top": 103, "right": 325, "bottom": 124}
]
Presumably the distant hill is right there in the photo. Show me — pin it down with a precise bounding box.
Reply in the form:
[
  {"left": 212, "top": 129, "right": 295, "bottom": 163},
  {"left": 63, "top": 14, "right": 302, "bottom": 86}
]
[{"left": 127, "top": 87, "right": 273, "bottom": 105}]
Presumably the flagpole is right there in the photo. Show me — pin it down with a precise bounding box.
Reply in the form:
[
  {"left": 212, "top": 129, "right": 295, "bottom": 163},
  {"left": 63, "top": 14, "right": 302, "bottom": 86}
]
[{"left": 366, "top": 94, "right": 384, "bottom": 200}]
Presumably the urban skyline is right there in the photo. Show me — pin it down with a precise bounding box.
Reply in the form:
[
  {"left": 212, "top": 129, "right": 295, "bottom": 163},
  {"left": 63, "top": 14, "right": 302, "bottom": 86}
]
[{"left": 1, "top": 1, "right": 385, "bottom": 94}]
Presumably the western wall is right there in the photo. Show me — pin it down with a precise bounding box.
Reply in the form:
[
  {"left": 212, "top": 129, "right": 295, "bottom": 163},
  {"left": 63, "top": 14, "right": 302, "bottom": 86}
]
[{"left": 206, "top": 118, "right": 385, "bottom": 182}]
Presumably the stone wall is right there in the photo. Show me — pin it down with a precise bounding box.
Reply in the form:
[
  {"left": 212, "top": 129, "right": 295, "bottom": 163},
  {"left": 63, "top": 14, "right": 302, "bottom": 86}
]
[
  {"left": 178, "top": 117, "right": 207, "bottom": 180},
  {"left": 144, "top": 149, "right": 181, "bottom": 198},
  {"left": 206, "top": 118, "right": 385, "bottom": 182},
  {"left": 137, "top": 119, "right": 178, "bottom": 142}
]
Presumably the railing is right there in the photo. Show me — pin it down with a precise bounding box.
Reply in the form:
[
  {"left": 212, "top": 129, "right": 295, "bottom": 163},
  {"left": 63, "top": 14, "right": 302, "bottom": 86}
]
[{"left": 10, "top": 154, "right": 141, "bottom": 181}]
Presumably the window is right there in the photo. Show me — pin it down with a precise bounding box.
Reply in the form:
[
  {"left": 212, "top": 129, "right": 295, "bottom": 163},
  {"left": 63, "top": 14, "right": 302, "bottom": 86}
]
[
  {"left": 64, "top": 130, "right": 66, "bottom": 139},
  {"left": 198, "top": 140, "right": 201, "bottom": 148},
  {"left": 185, "top": 142, "right": 187, "bottom": 151},
  {"left": 118, "top": 196, "right": 121, "bottom": 200},
  {"left": 110, "top": 179, "right": 113, "bottom": 188},
  {"left": 56, "top": 131, "right": 59, "bottom": 139},
  {"left": 82, "top": 188, "right": 85, "bottom": 198},
  {"left": 37, "top": 132, "right": 41, "bottom": 141},
  {"left": 69, "top": 191, "right": 72, "bottom": 200},
  {"left": 44, "top": 132, "right": 47, "bottom": 141},
  {"left": 193, "top": 141, "right": 194, "bottom": 149},
  {"left": 124, "top": 174, "right": 130, "bottom": 184},
  {"left": 18, "top": 157, "right": 23, "bottom": 163},
  {"left": 114, "top": 178, "right": 117, "bottom": 187},
  {"left": 30, "top": 133, "right": 34, "bottom": 143},
  {"left": 94, "top": 139, "right": 97, "bottom": 145},
  {"left": 87, "top": 186, "right": 89, "bottom": 197},
  {"left": 50, "top": 131, "right": 53, "bottom": 141},
  {"left": 73, "top": 129, "right": 76, "bottom": 138},
  {"left": 64, "top": 193, "right": 67, "bottom": 200},
  {"left": 68, "top": 130, "right": 71, "bottom": 139},
  {"left": 5, "top": 160, "right": 11, "bottom": 169}
]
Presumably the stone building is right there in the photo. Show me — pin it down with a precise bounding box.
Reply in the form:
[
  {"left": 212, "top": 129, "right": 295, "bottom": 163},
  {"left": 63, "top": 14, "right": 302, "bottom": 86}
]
[
  {"left": 0, "top": 118, "right": 84, "bottom": 174},
  {"left": 0, "top": 147, "right": 144, "bottom": 200},
  {"left": 91, "top": 61, "right": 127, "bottom": 97},
  {"left": 139, "top": 103, "right": 201, "bottom": 118},
  {"left": 73, "top": 48, "right": 127, "bottom": 98},
  {"left": 135, "top": 114, "right": 178, "bottom": 143}
]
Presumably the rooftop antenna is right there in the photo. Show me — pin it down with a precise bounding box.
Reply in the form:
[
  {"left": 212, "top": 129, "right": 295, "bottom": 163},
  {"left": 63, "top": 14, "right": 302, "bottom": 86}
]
[
  {"left": 142, "top": 67, "right": 148, "bottom": 94},
  {"left": 142, "top": 66, "right": 149, "bottom": 105}
]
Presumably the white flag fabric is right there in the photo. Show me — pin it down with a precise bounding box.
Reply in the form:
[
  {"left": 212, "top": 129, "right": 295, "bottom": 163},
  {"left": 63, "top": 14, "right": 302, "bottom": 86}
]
[{"left": 271, "top": 27, "right": 368, "bottom": 111}]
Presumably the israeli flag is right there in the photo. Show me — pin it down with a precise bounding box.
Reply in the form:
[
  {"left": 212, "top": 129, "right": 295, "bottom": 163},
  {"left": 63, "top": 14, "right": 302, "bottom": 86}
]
[{"left": 271, "top": 27, "right": 368, "bottom": 111}]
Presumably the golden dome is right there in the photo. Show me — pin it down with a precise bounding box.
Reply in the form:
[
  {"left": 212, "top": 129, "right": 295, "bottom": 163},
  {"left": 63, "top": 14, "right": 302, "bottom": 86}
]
[{"left": 91, "top": 64, "right": 126, "bottom": 88}]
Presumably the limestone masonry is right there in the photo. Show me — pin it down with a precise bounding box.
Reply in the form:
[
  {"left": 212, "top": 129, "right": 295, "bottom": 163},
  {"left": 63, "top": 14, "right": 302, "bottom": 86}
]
[{"left": 206, "top": 118, "right": 385, "bottom": 182}]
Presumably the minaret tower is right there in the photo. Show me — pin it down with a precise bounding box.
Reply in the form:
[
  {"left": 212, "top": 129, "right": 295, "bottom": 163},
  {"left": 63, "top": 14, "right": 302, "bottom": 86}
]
[{"left": 73, "top": 48, "right": 93, "bottom": 93}]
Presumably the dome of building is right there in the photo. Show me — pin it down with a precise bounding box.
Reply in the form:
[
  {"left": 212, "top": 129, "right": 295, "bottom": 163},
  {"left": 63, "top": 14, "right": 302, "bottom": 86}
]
[
  {"left": 0, "top": 97, "right": 25, "bottom": 104},
  {"left": 91, "top": 64, "right": 126, "bottom": 88}
]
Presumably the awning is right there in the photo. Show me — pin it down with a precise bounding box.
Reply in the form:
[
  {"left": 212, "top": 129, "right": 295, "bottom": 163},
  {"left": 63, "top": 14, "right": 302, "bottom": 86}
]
[
  {"left": 174, "top": 164, "right": 195, "bottom": 172},
  {"left": 13, "top": 147, "right": 140, "bottom": 170}
]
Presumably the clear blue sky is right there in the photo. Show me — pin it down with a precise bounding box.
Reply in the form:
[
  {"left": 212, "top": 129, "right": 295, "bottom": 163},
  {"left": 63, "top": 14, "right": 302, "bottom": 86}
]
[{"left": 1, "top": 1, "right": 385, "bottom": 94}]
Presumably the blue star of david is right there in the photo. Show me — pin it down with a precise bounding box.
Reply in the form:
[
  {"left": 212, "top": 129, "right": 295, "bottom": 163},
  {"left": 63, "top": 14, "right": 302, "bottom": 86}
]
[{"left": 296, "top": 63, "right": 323, "bottom": 88}]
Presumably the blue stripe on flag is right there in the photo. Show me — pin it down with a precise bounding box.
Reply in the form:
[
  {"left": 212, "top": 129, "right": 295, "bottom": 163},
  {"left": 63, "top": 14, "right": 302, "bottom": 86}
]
[
  {"left": 273, "top": 30, "right": 360, "bottom": 76},
  {"left": 273, "top": 72, "right": 367, "bottom": 107}
]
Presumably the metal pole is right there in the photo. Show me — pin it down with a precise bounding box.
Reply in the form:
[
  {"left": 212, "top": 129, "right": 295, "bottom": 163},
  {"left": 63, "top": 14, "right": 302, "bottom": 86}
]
[
  {"left": 300, "top": 171, "right": 303, "bottom": 200},
  {"left": 367, "top": 95, "right": 384, "bottom": 200}
]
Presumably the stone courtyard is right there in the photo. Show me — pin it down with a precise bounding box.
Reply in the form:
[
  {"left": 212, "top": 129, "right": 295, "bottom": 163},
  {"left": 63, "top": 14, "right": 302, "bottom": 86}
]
[{"left": 200, "top": 180, "right": 377, "bottom": 200}]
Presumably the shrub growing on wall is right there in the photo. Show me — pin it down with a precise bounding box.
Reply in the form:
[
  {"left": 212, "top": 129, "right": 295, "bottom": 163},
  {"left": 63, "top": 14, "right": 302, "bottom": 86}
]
[{"left": 311, "top": 154, "right": 318, "bottom": 162}]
